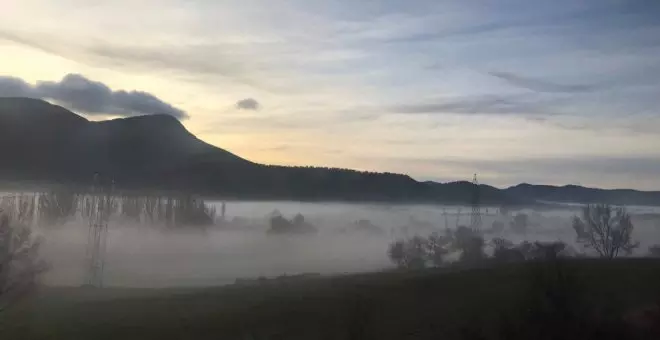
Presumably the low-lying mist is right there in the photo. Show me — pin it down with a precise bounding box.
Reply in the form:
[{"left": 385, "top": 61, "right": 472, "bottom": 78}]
[
  {"left": 32, "top": 201, "right": 660, "bottom": 288},
  {"left": 40, "top": 221, "right": 391, "bottom": 287}
]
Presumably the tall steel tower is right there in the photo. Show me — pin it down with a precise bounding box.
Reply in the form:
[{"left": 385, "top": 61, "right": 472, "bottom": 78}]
[
  {"left": 85, "top": 175, "right": 114, "bottom": 287},
  {"left": 470, "top": 173, "right": 482, "bottom": 231}
]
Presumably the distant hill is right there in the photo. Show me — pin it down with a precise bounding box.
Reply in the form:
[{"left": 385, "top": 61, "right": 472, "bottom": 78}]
[
  {"left": 1, "top": 97, "right": 659, "bottom": 206},
  {"left": 504, "top": 183, "right": 660, "bottom": 206}
]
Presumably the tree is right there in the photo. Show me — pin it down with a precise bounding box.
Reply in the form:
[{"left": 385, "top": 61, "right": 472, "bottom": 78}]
[
  {"left": 531, "top": 241, "right": 567, "bottom": 261},
  {"left": 459, "top": 235, "right": 486, "bottom": 263},
  {"left": 1, "top": 213, "right": 48, "bottom": 309},
  {"left": 387, "top": 236, "right": 427, "bottom": 269},
  {"left": 39, "top": 190, "right": 79, "bottom": 225},
  {"left": 572, "top": 204, "right": 639, "bottom": 259},
  {"left": 425, "top": 232, "right": 451, "bottom": 266},
  {"left": 492, "top": 238, "right": 524, "bottom": 263},
  {"left": 404, "top": 236, "right": 427, "bottom": 269},
  {"left": 510, "top": 213, "right": 528, "bottom": 234},
  {"left": 648, "top": 245, "right": 660, "bottom": 258},
  {"left": 491, "top": 220, "right": 505, "bottom": 233},
  {"left": 452, "top": 226, "right": 475, "bottom": 251},
  {"left": 387, "top": 240, "right": 406, "bottom": 268},
  {"left": 451, "top": 226, "right": 486, "bottom": 263}
]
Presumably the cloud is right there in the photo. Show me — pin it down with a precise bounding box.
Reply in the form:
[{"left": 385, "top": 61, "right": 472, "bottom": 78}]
[
  {"left": 390, "top": 94, "right": 560, "bottom": 116},
  {"left": 236, "top": 98, "right": 260, "bottom": 111},
  {"left": 489, "top": 71, "right": 598, "bottom": 93},
  {"left": 0, "top": 29, "right": 268, "bottom": 90},
  {"left": 0, "top": 76, "right": 35, "bottom": 97},
  {"left": 0, "top": 73, "right": 187, "bottom": 119}
]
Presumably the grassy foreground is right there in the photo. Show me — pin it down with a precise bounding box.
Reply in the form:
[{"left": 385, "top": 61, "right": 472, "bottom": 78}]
[{"left": 1, "top": 259, "right": 660, "bottom": 340}]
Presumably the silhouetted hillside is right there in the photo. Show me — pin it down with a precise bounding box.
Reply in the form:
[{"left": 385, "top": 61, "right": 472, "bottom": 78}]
[
  {"left": 505, "top": 183, "right": 660, "bottom": 206},
  {"left": 1, "top": 97, "right": 659, "bottom": 205},
  {"left": 0, "top": 97, "right": 248, "bottom": 185}
]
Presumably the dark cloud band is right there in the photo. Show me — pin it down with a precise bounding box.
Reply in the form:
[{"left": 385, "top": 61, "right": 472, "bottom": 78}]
[{"left": 0, "top": 73, "right": 187, "bottom": 119}]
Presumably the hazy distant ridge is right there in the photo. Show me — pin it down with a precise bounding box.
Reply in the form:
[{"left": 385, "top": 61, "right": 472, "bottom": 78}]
[{"left": 1, "top": 97, "right": 659, "bottom": 205}]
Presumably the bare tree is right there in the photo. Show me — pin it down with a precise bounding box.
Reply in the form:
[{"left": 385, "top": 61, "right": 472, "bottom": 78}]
[
  {"left": 572, "top": 204, "right": 639, "bottom": 259},
  {"left": 1, "top": 213, "right": 48, "bottom": 310}
]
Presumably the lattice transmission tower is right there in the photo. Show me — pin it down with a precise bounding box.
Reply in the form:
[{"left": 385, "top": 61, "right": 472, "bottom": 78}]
[
  {"left": 470, "top": 173, "right": 482, "bottom": 231},
  {"left": 85, "top": 174, "right": 115, "bottom": 287}
]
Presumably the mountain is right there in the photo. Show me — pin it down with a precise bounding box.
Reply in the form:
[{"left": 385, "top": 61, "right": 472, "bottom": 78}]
[
  {"left": 0, "top": 97, "right": 507, "bottom": 203},
  {"left": 0, "top": 97, "right": 247, "bottom": 185},
  {"left": 1, "top": 97, "right": 659, "bottom": 206}
]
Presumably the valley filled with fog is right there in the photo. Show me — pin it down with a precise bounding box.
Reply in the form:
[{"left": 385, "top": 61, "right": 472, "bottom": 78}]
[{"left": 34, "top": 200, "right": 660, "bottom": 288}]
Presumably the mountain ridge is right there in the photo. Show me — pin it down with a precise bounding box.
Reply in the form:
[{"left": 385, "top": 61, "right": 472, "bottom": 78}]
[{"left": 1, "top": 97, "right": 659, "bottom": 206}]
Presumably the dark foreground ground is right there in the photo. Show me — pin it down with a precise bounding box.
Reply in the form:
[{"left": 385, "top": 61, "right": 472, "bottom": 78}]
[{"left": 2, "top": 259, "right": 660, "bottom": 340}]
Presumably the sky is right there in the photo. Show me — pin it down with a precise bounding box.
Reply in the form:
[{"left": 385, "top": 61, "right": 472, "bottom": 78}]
[{"left": 1, "top": 0, "right": 659, "bottom": 190}]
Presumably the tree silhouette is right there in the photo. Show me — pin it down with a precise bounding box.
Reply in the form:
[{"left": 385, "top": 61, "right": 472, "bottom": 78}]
[
  {"left": 510, "top": 213, "right": 528, "bottom": 234},
  {"left": 387, "top": 236, "right": 428, "bottom": 269},
  {"left": 0, "top": 214, "right": 48, "bottom": 308},
  {"left": 425, "top": 232, "right": 451, "bottom": 266},
  {"left": 572, "top": 204, "right": 639, "bottom": 258},
  {"left": 649, "top": 245, "right": 660, "bottom": 258}
]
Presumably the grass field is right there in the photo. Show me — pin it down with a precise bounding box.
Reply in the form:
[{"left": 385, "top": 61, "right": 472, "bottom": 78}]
[{"left": 2, "top": 259, "right": 660, "bottom": 340}]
